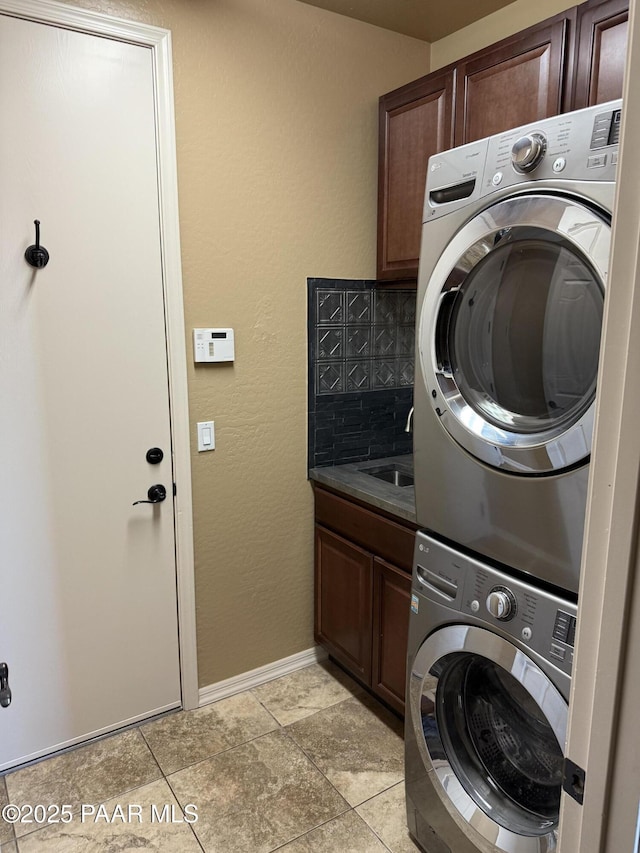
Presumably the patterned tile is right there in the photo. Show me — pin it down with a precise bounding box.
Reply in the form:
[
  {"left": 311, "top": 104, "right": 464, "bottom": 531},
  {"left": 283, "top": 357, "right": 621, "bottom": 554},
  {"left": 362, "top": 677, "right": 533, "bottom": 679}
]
[
  {"left": 169, "top": 730, "right": 349, "bottom": 853},
  {"left": 397, "top": 359, "right": 415, "bottom": 386},
  {"left": 4, "top": 730, "right": 161, "bottom": 838},
  {"left": 357, "top": 782, "right": 423, "bottom": 853},
  {"left": 279, "top": 810, "right": 387, "bottom": 852},
  {"left": 346, "top": 291, "right": 372, "bottom": 325},
  {"left": 140, "top": 692, "right": 278, "bottom": 775},
  {"left": 373, "top": 291, "right": 398, "bottom": 324},
  {"left": 373, "top": 360, "right": 397, "bottom": 389},
  {"left": 346, "top": 361, "right": 371, "bottom": 392},
  {"left": 317, "top": 363, "right": 344, "bottom": 394},
  {"left": 286, "top": 694, "right": 404, "bottom": 807},
  {"left": 317, "top": 327, "right": 343, "bottom": 360},
  {"left": 373, "top": 327, "right": 396, "bottom": 357},
  {"left": 0, "top": 776, "right": 14, "bottom": 846},
  {"left": 317, "top": 291, "right": 344, "bottom": 324},
  {"left": 346, "top": 327, "right": 371, "bottom": 358},
  {"left": 396, "top": 325, "right": 415, "bottom": 356},
  {"left": 14, "top": 778, "right": 201, "bottom": 853},
  {"left": 252, "top": 662, "right": 363, "bottom": 726}
]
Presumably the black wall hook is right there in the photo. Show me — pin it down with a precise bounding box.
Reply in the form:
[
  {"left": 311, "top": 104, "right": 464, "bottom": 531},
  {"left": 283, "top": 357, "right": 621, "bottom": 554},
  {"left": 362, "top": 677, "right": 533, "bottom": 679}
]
[{"left": 25, "top": 220, "right": 50, "bottom": 269}]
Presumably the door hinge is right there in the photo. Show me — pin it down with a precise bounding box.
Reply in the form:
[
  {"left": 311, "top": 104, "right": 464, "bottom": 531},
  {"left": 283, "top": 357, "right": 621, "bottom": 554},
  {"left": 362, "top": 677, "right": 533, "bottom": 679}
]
[
  {"left": 173, "top": 482, "right": 177, "bottom": 497},
  {"left": 562, "top": 757, "right": 585, "bottom": 805}
]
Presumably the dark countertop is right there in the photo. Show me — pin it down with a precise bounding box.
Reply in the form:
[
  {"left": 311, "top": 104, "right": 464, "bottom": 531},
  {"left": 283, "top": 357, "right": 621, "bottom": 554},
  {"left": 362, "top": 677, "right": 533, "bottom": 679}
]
[{"left": 309, "top": 455, "right": 416, "bottom": 524}]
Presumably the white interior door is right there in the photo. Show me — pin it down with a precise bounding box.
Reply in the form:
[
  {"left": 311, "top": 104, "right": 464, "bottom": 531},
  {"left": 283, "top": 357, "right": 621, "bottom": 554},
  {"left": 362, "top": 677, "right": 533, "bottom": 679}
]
[{"left": 0, "top": 13, "right": 181, "bottom": 771}]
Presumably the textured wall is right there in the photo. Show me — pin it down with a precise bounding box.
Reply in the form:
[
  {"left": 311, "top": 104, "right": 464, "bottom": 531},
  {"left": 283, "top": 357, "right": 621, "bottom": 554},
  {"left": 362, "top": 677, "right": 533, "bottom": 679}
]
[
  {"left": 71, "top": 0, "right": 429, "bottom": 686},
  {"left": 430, "top": 0, "right": 577, "bottom": 70}
]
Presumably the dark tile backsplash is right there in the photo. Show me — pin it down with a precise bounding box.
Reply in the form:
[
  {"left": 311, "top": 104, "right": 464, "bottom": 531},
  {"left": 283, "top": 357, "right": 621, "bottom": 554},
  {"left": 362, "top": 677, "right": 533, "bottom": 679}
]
[{"left": 308, "top": 278, "right": 415, "bottom": 469}]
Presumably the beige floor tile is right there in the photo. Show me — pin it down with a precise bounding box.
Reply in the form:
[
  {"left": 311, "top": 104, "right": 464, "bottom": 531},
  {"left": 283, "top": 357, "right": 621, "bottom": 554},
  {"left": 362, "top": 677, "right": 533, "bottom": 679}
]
[
  {"left": 356, "top": 783, "right": 422, "bottom": 853},
  {"left": 286, "top": 693, "right": 404, "bottom": 807},
  {"left": 140, "top": 691, "right": 279, "bottom": 774},
  {"left": 14, "top": 778, "right": 202, "bottom": 852},
  {"left": 4, "top": 729, "right": 161, "bottom": 839},
  {"left": 0, "top": 776, "right": 15, "bottom": 846},
  {"left": 278, "top": 810, "right": 389, "bottom": 852},
  {"left": 0, "top": 841, "right": 17, "bottom": 853},
  {"left": 168, "top": 729, "right": 349, "bottom": 853},
  {"left": 252, "top": 661, "right": 363, "bottom": 726}
]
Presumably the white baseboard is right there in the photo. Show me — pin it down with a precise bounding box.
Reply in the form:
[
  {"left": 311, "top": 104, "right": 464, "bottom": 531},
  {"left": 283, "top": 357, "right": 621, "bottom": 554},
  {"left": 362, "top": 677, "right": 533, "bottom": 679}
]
[{"left": 198, "top": 646, "right": 328, "bottom": 708}]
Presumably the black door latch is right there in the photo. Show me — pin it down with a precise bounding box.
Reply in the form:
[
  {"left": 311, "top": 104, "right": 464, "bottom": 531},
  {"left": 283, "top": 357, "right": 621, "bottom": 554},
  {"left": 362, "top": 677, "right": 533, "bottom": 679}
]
[{"left": 0, "top": 662, "right": 12, "bottom": 708}]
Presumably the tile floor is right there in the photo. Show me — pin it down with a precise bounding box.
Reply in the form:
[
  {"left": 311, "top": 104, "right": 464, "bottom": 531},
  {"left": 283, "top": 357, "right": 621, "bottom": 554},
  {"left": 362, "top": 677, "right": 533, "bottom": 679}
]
[{"left": 0, "top": 661, "right": 422, "bottom": 852}]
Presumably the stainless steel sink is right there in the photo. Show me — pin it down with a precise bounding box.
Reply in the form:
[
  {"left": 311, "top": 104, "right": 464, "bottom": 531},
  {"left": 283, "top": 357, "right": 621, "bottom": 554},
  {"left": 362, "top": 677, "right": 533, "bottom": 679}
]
[{"left": 360, "top": 465, "right": 414, "bottom": 487}]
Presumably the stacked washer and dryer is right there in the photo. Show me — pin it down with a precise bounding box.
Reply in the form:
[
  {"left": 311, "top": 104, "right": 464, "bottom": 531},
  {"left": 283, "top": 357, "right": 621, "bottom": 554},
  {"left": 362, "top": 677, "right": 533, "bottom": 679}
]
[{"left": 405, "top": 101, "right": 621, "bottom": 853}]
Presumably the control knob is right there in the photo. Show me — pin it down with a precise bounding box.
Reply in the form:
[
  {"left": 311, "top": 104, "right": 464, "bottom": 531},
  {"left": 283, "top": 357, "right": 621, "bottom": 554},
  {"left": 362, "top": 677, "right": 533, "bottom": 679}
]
[
  {"left": 511, "top": 133, "right": 547, "bottom": 173},
  {"left": 486, "top": 587, "right": 516, "bottom": 621}
]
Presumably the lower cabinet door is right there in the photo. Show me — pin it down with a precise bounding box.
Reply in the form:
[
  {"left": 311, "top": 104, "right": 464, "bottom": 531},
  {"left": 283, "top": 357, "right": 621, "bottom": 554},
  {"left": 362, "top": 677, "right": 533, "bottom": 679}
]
[
  {"left": 372, "top": 558, "right": 412, "bottom": 715},
  {"left": 315, "top": 525, "right": 373, "bottom": 682}
]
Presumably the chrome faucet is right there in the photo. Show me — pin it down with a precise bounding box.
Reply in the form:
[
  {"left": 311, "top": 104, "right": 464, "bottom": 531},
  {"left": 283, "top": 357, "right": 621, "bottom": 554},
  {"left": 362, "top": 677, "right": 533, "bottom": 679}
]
[{"left": 405, "top": 406, "right": 414, "bottom": 433}]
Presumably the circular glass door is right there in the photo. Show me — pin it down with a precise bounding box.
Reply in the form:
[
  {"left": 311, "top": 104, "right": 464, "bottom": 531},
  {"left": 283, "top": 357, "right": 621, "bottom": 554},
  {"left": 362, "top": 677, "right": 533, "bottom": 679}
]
[
  {"left": 419, "top": 193, "right": 611, "bottom": 474},
  {"left": 410, "top": 625, "right": 567, "bottom": 853}
]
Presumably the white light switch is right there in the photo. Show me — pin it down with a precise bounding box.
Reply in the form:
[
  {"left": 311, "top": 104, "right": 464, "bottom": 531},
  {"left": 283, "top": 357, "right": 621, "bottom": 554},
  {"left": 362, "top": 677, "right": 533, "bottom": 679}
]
[{"left": 197, "top": 421, "right": 215, "bottom": 452}]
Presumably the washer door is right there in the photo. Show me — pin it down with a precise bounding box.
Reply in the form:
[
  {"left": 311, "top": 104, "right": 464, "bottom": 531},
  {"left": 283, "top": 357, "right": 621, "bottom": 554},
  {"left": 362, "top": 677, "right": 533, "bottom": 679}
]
[
  {"left": 419, "top": 193, "right": 610, "bottom": 474},
  {"left": 410, "top": 624, "right": 567, "bottom": 853}
]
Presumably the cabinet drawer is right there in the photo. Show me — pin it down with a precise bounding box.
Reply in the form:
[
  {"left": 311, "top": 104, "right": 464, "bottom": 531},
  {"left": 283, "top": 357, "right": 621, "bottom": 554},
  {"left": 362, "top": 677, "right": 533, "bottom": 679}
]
[{"left": 314, "top": 486, "right": 415, "bottom": 573}]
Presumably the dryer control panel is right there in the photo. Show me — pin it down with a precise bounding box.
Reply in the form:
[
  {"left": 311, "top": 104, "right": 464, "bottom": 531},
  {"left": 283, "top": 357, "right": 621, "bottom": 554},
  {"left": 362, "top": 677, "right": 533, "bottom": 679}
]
[
  {"left": 424, "top": 99, "right": 621, "bottom": 222},
  {"left": 413, "top": 531, "right": 578, "bottom": 676}
]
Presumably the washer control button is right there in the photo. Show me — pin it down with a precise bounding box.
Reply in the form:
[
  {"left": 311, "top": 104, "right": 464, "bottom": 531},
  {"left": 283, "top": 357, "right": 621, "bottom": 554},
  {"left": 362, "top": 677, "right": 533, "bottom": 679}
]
[
  {"left": 470, "top": 599, "right": 480, "bottom": 612},
  {"left": 522, "top": 626, "right": 532, "bottom": 641},
  {"left": 550, "top": 643, "right": 567, "bottom": 661},
  {"left": 511, "top": 132, "right": 547, "bottom": 172},
  {"left": 552, "top": 157, "right": 566, "bottom": 172},
  {"left": 486, "top": 587, "right": 516, "bottom": 621},
  {"left": 492, "top": 171, "right": 503, "bottom": 186}
]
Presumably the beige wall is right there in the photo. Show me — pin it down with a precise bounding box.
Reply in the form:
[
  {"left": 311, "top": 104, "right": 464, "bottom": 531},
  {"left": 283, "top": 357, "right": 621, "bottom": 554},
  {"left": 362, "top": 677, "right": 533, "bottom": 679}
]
[
  {"left": 430, "top": 0, "right": 576, "bottom": 70},
  {"left": 74, "top": 0, "right": 429, "bottom": 687}
]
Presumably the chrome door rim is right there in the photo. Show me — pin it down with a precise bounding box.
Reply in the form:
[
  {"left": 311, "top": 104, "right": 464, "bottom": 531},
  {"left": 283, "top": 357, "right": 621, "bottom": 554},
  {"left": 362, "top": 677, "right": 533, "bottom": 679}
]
[
  {"left": 409, "top": 624, "right": 567, "bottom": 853},
  {"left": 419, "top": 192, "right": 611, "bottom": 474}
]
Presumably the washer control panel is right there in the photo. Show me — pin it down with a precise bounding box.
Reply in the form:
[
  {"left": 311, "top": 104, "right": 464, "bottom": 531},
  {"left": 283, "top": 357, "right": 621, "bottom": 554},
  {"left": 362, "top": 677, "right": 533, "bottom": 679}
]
[{"left": 413, "top": 531, "right": 577, "bottom": 676}]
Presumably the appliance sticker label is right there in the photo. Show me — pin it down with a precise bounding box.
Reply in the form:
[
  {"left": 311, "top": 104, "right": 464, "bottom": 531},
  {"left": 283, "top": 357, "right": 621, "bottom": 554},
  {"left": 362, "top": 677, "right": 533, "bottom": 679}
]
[{"left": 411, "top": 594, "right": 419, "bottom": 614}]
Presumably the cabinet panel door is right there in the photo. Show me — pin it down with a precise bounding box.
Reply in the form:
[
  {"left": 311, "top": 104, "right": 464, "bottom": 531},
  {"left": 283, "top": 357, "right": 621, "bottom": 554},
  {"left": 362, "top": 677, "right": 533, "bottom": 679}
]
[
  {"left": 372, "top": 558, "right": 412, "bottom": 715},
  {"left": 378, "top": 69, "right": 455, "bottom": 281},
  {"left": 315, "top": 525, "right": 373, "bottom": 682},
  {"left": 573, "top": 0, "right": 629, "bottom": 108},
  {"left": 455, "top": 19, "right": 568, "bottom": 145}
]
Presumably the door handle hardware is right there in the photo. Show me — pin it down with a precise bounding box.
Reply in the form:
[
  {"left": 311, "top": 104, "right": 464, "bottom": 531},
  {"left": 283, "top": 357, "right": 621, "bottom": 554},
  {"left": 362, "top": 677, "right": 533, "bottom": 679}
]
[
  {"left": 133, "top": 484, "right": 167, "bottom": 505},
  {"left": 146, "top": 447, "right": 164, "bottom": 465},
  {"left": 24, "top": 220, "right": 50, "bottom": 269},
  {"left": 0, "top": 662, "right": 12, "bottom": 708}
]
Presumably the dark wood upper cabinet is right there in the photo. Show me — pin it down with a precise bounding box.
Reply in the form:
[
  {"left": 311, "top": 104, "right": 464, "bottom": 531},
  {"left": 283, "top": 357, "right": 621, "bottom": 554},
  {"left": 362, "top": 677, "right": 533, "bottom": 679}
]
[
  {"left": 454, "top": 16, "right": 572, "bottom": 145},
  {"left": 377, "top": 68, "right": 455, "bottom": 281},
  {"left": 376, "top": 0, "right": 629, "bottom": 283},
  {"left": 572, "top": 0, "right": 629, "bottom": 108}
]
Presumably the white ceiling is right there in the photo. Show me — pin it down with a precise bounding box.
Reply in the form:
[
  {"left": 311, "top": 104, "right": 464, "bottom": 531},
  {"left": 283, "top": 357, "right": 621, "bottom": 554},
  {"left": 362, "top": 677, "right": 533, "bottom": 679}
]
[{"left": 296, "top": 0, "right": 516, "bottom": 43}]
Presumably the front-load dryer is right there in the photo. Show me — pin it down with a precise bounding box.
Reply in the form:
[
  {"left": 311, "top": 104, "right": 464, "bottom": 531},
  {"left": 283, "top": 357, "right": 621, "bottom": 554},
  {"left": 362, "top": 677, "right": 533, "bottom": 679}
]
[
  {"left": 405, "top": 531, "right": 577, "bottom": 853},
  {"left": 413, "top": 101, "right": 621, "bottom": 594}
]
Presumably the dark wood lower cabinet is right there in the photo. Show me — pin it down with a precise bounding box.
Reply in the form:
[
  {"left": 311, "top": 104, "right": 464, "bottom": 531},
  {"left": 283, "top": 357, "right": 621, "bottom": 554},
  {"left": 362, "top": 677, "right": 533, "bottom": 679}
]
[
  {"left": 313, "top": 485, "right": 415, "bottom": 715},
  {"left": 372, "top": 558, "right": 412, "bottom": 715},
  {"left": 315, "top": 525, "right": 373, "bottom": 683}
]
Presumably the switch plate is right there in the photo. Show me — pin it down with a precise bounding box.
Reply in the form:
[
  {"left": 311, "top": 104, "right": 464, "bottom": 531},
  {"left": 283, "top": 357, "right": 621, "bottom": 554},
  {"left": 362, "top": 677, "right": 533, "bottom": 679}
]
[{"left": 197, "top": 421, "right": 215, "bottom": 452}]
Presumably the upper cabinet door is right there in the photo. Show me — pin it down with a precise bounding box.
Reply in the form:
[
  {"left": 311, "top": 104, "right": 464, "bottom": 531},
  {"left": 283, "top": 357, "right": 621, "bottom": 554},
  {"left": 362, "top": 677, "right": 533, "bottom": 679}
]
[
  {"left": 455, "top": 17, "right": 570, "bottom": 146},
  {"left": 572, "top": 0, "right": 629, "bottom": 108},
  {"left": 377, "top": 68, "right": 455, "bottom": 281}
]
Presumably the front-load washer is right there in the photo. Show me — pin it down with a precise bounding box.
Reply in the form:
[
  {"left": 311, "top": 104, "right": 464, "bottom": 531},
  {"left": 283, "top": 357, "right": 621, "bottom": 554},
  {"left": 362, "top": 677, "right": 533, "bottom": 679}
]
[
  {"left": 405, "top": 531, "right": 577, "bottom": 853},
  {"left": 413, "top": 101, "right": 621, "bottom": 595}
]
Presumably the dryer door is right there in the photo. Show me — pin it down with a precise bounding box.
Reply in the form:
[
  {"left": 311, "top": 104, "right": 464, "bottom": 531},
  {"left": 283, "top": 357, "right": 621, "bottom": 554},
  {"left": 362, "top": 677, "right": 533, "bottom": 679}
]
[
  {"left": 419, "top": 193, "right": 610, "bottom": 474},
  {"left": 409, "top": 624, "right": 567, "bottom": 853}
]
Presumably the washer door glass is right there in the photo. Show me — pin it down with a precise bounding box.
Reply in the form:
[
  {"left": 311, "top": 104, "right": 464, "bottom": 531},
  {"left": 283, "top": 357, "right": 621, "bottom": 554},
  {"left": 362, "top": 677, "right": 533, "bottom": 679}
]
[
  {"left": 411, "top": 625, "right": 567, "bottom": 852},
  {"left": 421, "top": 193, "right": 611, "bottom": 474}
]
